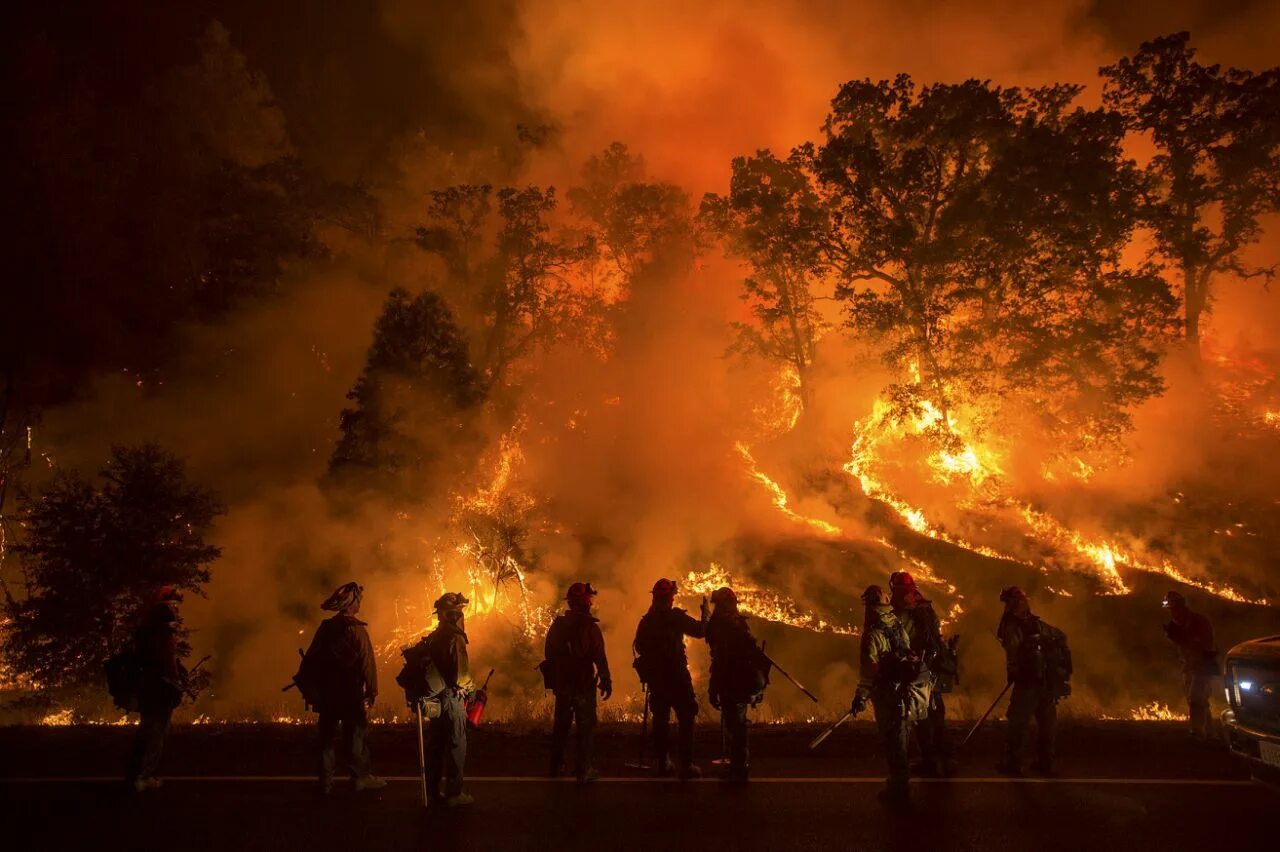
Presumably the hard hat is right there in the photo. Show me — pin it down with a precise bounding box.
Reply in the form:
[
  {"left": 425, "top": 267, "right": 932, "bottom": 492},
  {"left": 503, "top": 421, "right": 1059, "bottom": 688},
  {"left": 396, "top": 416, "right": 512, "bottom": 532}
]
[
  {"left": 152, "top": 585, "right": 184, "bottom": 605},
  {"left": 999, "top": 585, "right": 1027, "bottom": 603},
  {"left": 1162, "top": 590, "right": 1186, "bottom": 608},
  {"left": 710, "top": 587, "right": 738, "bottom": 606},
  {"left": 861, "top": 585, "right": 888, "bottom": 606},
  {"left": 321, "top": 581, "right": 363, "bottom": 612},
  {"left": 566, "top": 582, "right": 598, "bottom": 604},
  {"left": 651, "top": 578, "right": 678, "bottom": 597},
  {"left": 889, "top": 571, "right": 917, "bottom": 590},
  {"left": 434, "top": 592, "right": 469, "bottom": 612}
]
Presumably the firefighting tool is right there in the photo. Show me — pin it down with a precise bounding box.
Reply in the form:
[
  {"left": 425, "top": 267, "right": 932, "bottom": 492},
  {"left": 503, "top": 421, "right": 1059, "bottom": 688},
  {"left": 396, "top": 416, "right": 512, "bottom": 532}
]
[
  {"left": 960, "top": 681, "right": 1013, "bottom": 748},
  {"left": 808, "top": 709, "right": 856, "bottom": 750}
]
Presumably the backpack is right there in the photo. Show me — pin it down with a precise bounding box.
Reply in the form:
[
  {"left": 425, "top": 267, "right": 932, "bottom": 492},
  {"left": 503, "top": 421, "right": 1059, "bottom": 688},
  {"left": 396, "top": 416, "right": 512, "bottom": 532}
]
[
  {"left": 1040, "top": 624, "right": 1073, "bottom": 698},
  {"left": 105, "top": 644, "right": 142, "bottom": 713},
  {"left": 883, "top": 620, "right": 933, "bottom": 721},
  {"left": 396, "top": 636, "right": 447, "bottom": 707}
]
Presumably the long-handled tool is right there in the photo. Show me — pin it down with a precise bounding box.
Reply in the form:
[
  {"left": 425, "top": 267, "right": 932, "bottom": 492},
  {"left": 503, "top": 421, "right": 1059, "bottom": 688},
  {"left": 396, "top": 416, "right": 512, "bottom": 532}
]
[
  {"left": 624, "top": 686, "right": 652, "bottom": 770},
  {"left": 960, "top": 682, "right": 1013, "bottom": 749},
  {"left": 415, "top": 699, "right": 429, "bottom": 808},
  {"left": 808, "top": 710, "right": 856, "bottom": 750},
  {"left": 763, "top": 651, "right": 820, "bottom": 704}
]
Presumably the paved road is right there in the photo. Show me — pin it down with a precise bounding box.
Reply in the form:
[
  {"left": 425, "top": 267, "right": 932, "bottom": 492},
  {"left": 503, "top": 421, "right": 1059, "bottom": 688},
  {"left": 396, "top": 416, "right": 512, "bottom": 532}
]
[{"left": 3, "top": 775, "right": 1269, "bottom": 852}]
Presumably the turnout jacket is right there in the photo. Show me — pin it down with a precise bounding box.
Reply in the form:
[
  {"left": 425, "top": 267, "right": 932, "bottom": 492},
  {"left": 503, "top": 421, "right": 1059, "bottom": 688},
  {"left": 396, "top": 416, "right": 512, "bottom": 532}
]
[
  {"left": 1166, "top": 610, "right": 1216, "bottom": 675},
  {"left": 299, "top": 613, "right": 378, "bottom": 714},
  {"left": 425, "top": 620, "right": 473, "bottom": 693},
  {"left": 633, "top": 606, "right": 705, "bottom": 686},
  {"left": 544, "top": 609, "right": 611, "bottom": 696},
  {"left": 705, "top": 609, "right": 767, "bottom": 704},
  {"left": 133, "top": 604, "right": 184, "bottom": 712},
  {"left": 998, "top": 614, "right": 1069, "bottom": 687}
]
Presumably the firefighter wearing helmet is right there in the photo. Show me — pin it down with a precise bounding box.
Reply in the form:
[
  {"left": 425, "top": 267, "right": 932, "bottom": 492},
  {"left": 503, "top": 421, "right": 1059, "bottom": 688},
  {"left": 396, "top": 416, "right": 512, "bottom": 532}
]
[
  {"left": 632, "top": 578, "right": 708, "bottom": 778},
  {"left": 889, "top": 571, "right": 955, "bottom": 776},
  {"left": 1161, "top": 590, "right": 1218, "bottom": 738},
  {"left": 542, "top": 582, "right": 612, "bottom": 782},
  {"left": 851, "top": 584, "right": 928, "bottom": 806},
  {"left": 996, "top": 586, "right": 1072, "bottom": 777},
  {"left": 295, "top": 582, "right": 387, "bottom": 795},
  {"left": 705, "top": 587, "right": 769, "bottom": 781},
  {"left": 123, "top": 586, "right": 189, "bottom": 792},
  {"left": 421, "top": 592, "right": 476, "bottom": 806}
]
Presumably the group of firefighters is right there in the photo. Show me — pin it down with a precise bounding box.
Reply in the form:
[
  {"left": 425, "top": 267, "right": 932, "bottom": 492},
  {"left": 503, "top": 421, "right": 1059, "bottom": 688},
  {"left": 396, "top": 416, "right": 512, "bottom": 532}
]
[{"left": 118, "top": 575, "right": 1218, "bottom": 807}]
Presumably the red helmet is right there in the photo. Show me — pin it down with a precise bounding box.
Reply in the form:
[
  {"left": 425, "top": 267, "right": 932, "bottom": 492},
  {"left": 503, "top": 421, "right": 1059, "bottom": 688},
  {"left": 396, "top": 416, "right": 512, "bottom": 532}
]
[
  {"left": 651, "top": 578, "right": 678, "bottom": 597},
  {"left": 566, "top": 582, "right": 598, "bottom": 605},
  {"left": 999, "top": 585, "right": 1027, "bottom": 603},
  {"left": 152, "top": 586, "right": 183, "bottom": 605},
  {"left": 710, "top": 587, "right": 737, "bottom": 606},
  {"left": 889, "top": 571, "right": 916, "bottom": 590}
]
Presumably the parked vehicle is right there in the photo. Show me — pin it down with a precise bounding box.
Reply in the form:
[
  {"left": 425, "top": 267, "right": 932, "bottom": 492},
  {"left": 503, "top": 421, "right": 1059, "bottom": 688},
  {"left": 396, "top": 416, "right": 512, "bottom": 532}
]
[{"left": 1222, "top": 634, "right": 1280, "bottom": 787}]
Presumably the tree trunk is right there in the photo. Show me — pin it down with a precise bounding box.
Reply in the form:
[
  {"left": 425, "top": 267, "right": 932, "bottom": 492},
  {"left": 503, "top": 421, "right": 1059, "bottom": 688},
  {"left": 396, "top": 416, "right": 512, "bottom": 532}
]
[{"left": 1183, "top": 264, "right": 1206, "bottom": 364}]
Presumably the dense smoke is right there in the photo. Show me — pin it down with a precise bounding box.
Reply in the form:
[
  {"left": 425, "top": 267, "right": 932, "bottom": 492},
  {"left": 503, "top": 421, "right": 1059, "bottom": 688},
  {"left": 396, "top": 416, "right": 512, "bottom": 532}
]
[{"left": 4, "top": 0, "right": 1280, "bottom": 722}]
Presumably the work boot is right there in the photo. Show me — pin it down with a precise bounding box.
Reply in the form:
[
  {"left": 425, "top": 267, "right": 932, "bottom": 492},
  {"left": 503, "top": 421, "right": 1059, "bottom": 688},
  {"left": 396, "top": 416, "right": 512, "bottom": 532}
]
[
  {"left": 445, "top": 793, "right": 475, "bottom": 808},
  {"left": 353, "top": 774, "right": 387, "bottom": 791},
  {"left": 131, "top": 778, "right": 150, "bottom": 793},
  {"left": 678, "top": 763, "right": 702, "bottom": 780},
  {"left": 995, "top": 760, "right": 1024, "bottom": 778},
  {"left": 1030, "top": 760, "right": 1055, "bottom": 777},
  {"left": 655, "top": 758, "right": 675, "bottom": 777},
  {"left": 877, "top": 785, "right": 911, "bottom": 808},
  {"left": 910, "top": 760, "right": 940, "bottom": 778},
  {"left": 319, "top": 774, "right": 334, "bottom": 796},
  {"left": 577, "top": 768, "right": 600, "bottom": 784}
]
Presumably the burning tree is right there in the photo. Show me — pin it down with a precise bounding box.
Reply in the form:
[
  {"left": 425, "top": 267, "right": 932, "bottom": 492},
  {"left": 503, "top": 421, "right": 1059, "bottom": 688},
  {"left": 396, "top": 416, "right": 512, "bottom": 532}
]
[
  {"left": 2, "top": 445, "right": 222, "bottom": 698},
  {"left": 810, "top": 76, "right": 1175, "bottom": 455},
  {"left": 1102, "top": 32, "right": 1280, "bottom": 359}
]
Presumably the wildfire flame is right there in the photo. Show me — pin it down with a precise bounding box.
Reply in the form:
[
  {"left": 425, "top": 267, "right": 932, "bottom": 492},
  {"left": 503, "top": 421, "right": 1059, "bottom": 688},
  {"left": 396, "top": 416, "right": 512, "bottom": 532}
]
[
  {"left": 683, "top": 562, "right": 857, "bottom": 635},
  {"left": 736, "top": 442, "right": 842, "bottom": 537}
]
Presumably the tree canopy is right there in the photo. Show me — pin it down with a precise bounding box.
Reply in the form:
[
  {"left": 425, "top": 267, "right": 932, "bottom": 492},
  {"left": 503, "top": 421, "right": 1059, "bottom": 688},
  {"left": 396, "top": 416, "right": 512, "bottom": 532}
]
[
  {"left": 1101, "top": 31, "right": 1280, "bottom": 357},
  {"left": 2, "top": 445, "right": 222, "bottom": 697}
]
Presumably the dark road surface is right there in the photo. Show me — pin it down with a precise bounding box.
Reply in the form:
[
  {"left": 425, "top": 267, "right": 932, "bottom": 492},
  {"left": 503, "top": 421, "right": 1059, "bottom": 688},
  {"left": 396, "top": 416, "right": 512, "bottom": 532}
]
[
  {"left": 4, "top": 776, "right": 1269, "bottom": 852},
  {"left": 2, "top": 722, "right": 1273, "bottom": 851}
]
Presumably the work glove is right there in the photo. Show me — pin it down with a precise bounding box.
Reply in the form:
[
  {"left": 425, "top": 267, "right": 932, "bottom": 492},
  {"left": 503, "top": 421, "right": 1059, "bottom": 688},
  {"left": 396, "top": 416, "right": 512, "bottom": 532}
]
[
  {"left": 710, "top": 694, "right": 721, "bottom": 711},
  {"left": 599, "top": 678, "right": 613, "bottom": 701},
  {"left": 700, "top": 596, "right": 710, "bottom": 622},
  {"left": 850, "top": 692, "right": 868, "bottom": 715}
]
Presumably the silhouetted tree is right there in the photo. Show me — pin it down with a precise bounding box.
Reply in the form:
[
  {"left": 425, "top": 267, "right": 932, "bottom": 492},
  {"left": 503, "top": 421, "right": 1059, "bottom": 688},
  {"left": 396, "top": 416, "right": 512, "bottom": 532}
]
[
  {"left": 569, "top": 142, "right": 694, "bottom": 287},
  {"left": 416, "top": 184, "right": 595, "bottom": 388},
  {"left": 812, "top": 76, "right": 1175, "bottom": 449},
  {"left": 329, "top": 288, "right": 486, "bottom": 500},
  {"left": 2, "top": 445, "right": 222, "bottom": 696},
  {"left": 700, "top": 150, "right": 832, "bottom": 411},
  {"left": 1101, "top": 32, "right": 1280, "bottom": 359}
]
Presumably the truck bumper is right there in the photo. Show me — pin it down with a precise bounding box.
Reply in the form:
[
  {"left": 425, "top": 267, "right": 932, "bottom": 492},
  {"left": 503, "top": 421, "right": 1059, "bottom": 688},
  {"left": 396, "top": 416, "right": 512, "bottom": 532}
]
[{"left": 1222, "top": 709, "right": 1280, "bottom": 788}]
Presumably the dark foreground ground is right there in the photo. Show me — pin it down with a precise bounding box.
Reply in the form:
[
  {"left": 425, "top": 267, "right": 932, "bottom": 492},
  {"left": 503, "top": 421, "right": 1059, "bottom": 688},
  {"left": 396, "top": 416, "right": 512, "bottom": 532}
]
[{"left": 2, "top": 721, "right": 1273, "bottom": 851}]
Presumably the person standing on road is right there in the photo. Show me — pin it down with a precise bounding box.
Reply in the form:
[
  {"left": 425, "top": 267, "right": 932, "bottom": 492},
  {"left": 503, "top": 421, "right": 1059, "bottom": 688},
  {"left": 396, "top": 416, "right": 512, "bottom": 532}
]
[
  {"left": 125, "top": 586, "right": 187, "bottom": 792},
  {"left": 996, "top": 586, "right": 1072, "bottom": 777},
  {"left": 633, "top": 578, "right": 707, "bottom": 779},
  {"left": 543, "top": 582, "right": 612, "bottom": 782},
  {"left": 298, "top": 581, "right": 386, "bottom": 795},
  {"left": 423, "top": 592, "right": 476, "bottom": 807},
  {"left": 705, "top": 586, "right": 769, "bottom": 782},
  {"left": 1162, "top": 590, "right": 1218, "bottom": 739},
  {"left": 851, "top": 585, "right": 928, "bottom": 806},
  {"left": 889, "top": 571, "right": 954, "bottom": 776}
]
